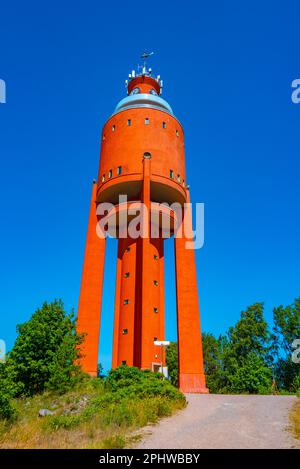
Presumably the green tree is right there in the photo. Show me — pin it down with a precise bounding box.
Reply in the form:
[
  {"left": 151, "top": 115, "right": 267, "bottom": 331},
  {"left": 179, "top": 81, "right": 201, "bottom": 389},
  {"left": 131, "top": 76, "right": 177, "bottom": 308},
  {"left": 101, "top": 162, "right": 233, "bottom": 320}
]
[
  {"left": 202, "top": 333, "right": 228, "bottom": 393},
  {"left": 1, "top": 300, "right": 84, "bottom": 396},
  {"left": 228, "top": 352, "right": 272, "bottom": 394},
  {"left": 273, "top": 297, "right": 300, "bottom": 392},
  {"left": 166, "top": 342, "right": 178, "bottom": 387},
  {"left": 223, "top": 303, "right": 273, "bottom": 393}
]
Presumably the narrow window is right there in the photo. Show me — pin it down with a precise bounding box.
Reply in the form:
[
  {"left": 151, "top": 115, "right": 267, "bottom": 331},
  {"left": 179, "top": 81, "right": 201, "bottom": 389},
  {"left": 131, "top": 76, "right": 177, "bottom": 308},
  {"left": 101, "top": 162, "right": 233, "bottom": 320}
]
[
  {"left": 108, "top": 169, "right": 112, "bottom": 179},
  {"left": 122, "top": 328, "right": 128, "bottom": 335},
  {"left": 170, "top": 169, "right": 174, "bottom": 179},
  {"left": 145, "top": 118, "right": 149, "bottom": 125},
  {"left": 112, "top": 125, "right": 116, "bottom": 132},
  {"left": 124, "top": 272, "right": 130, "bottom": 278},
  {"left": 162, "top": 121, "right": 166, "bottom": 129},
  {"left": 154, "top": 307, "right": 158, "bottom": 313},
  {"left": 182, "top": 180, "right": 185, "bottom": 187},
  {"left": 127, "top": 119, "right": 131, "bottom": 126},
  {"left": 123, "top": 299, "right": 129, "bottom": 305},
  {"left": 154, "top": 254, "right": 158, "bottom": 260},
  {"left": 117, "top": 166, "right": 122, "bottom": 175},
  {"left": 154, "top": 280, "right": 158, "bottom": 286},
  {"left": 177, "top": 174, "right": 181, "bottom": 183},
  {"left": 176, "top": 130, "right": 179, "bottom": 137},
  {"left": 102, "top": 174, "right": 105, "bottom": 183},
  {"left": 122, "top": 360, "right": 127, "bottom": 365},
  {"left": 126, "top": 247, "right": 131, "bottom": 253}
]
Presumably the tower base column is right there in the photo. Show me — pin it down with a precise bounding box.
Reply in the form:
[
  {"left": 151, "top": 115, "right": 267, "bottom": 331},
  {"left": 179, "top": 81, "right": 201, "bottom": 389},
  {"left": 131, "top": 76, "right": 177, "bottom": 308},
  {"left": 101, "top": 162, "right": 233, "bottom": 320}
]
[
  {"left": 77, "top": 182, "right": 106, "bottom": 377},
  {"left": 174, "top": 194, "right": 208, "bottom": 394}
]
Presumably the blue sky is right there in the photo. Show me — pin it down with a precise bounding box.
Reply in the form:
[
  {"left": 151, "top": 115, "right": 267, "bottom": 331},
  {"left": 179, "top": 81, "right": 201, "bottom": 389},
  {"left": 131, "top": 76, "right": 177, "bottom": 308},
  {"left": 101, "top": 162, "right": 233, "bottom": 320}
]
[{"left": 0, "top": 1, "right": 299, "bottom": 371}]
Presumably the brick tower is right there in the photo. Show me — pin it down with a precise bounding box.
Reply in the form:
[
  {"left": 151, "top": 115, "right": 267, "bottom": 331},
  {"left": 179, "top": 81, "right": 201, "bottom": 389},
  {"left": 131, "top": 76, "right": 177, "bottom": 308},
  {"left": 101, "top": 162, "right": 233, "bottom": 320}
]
[{"left": 77, "top": 59, "right": 208, "bottom": 393}]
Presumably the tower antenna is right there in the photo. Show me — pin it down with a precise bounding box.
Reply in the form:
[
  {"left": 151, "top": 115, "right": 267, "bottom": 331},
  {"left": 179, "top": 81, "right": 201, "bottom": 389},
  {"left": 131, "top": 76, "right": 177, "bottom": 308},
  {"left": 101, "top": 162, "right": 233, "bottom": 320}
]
[{"left": 139, "top": 51, "right": 154, "bottom": 75}]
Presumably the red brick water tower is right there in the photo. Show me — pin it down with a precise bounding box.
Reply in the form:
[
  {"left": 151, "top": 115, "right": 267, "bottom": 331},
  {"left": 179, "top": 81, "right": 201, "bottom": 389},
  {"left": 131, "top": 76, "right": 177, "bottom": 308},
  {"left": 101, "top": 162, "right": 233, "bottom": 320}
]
[{"left": 77, "top": 57, "right": 208, "bottom": 393}]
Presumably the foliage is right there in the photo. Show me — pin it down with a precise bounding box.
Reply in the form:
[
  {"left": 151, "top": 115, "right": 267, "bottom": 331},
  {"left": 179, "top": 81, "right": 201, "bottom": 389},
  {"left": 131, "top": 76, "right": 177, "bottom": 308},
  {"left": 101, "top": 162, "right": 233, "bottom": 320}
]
[
  {"left": 0, "top": 370, "right": 185, "bottom": 449},
  {"left": 97, "top": 363, "right": 104, "bottom": 378},
  {"left": 202, "top": 333, "right": 228, "bottom": 393},
  {"left": 104, "top": 365, "right": 184, "bottom": 402},
  {"left": 0, "top": 391, "right": 16, "bottom": 421},
  {"left": 289, "top": 399, "right": 300, "bottom": 441},
  {"left": 0, "top": 300, "right": 84, "bottom": 399},
  {"left": 272, "top": 298, "right": 300, "bottom": 392},
  {"left": 166, "top": 342, "right": 178, "bottom": 387},
  {"left": 226, "top": 352, "right": 272, "bottom": 394},
  {"left": 221, "top": 303, "right": 273, "bottom": 393},
  {"left": 166, "top": 304, "right": 274, "bottom": 394}
]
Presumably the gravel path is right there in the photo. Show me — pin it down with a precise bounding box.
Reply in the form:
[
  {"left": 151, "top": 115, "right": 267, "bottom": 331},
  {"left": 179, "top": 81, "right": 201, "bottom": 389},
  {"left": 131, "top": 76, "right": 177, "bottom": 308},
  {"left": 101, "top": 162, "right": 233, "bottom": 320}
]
[{"left": 136, "top": 394, "right": 299, "bottom": 449}]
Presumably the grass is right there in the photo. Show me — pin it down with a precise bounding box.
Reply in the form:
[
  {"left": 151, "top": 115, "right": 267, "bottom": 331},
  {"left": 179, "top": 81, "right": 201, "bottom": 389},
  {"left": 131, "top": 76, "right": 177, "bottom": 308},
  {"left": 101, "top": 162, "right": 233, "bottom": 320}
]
[
  {"left": 0, "top": 374, "right": 186, "bottom": 449},
  {"left": 289, "top": 398, "right": 300, "bottom": 441}
]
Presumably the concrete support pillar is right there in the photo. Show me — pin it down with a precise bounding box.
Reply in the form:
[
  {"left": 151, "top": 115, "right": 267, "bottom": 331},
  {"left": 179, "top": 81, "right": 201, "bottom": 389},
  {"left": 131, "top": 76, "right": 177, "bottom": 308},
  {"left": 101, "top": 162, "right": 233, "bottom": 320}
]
[
  {"left": 174, "top": 192, "right": 208, "bottom": 393},
  {"left": 77, "top": 182, "right": 106, "bottom": 377},
  {"left": 113, "top": 238, "right": 137, "bottom": 367}
]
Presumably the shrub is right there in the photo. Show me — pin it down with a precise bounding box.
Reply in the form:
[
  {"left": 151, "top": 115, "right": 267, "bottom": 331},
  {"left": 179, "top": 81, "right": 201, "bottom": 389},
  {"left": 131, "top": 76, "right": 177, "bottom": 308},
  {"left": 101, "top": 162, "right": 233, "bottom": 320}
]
[
  {"left": 104, "top": 366, "right": 184, "bottom": 402},
  {"left": 0, "top": 392, "right": 16, "bottom": 421}
]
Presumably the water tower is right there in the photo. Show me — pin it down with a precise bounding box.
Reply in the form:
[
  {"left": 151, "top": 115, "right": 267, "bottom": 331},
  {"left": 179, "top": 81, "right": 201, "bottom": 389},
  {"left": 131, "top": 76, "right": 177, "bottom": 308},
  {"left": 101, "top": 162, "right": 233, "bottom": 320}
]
[{"left": 77, "top": 56, "right": 208, "bottom": 393}]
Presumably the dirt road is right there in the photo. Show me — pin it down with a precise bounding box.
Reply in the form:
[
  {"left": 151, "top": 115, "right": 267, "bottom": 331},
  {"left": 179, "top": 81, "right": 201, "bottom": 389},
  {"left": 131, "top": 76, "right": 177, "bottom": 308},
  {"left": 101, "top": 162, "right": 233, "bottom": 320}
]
[{"left": 136, "top": 394, "right": 299, "bottom": 449}]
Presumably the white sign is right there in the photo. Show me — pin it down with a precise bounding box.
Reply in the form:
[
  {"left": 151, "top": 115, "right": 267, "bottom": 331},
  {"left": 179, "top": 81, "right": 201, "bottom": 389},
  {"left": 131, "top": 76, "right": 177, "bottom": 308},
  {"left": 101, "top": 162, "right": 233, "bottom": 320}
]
[{"left": 154, "top": 340, "right": 170, "bottom": 346}]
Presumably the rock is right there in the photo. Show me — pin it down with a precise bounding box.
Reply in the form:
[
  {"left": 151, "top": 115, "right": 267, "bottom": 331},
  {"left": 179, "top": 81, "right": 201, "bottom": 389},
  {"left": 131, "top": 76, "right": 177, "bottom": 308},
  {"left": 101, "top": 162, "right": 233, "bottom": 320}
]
[{"left": 38, "top": 409, "right": 54, "bottom": 417}]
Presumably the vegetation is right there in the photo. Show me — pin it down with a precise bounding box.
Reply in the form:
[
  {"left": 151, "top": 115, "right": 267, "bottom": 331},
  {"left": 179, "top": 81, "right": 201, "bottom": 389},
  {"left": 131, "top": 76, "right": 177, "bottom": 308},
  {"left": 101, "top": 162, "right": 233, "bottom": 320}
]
[
  {"left": 0, "top": 367, "right": 185, "bottom": 449},
  {"left": 0, "top": 300, "right": 84, "bottom": 398},
  {"left": 272, "top": 298, "right": 300, "bottom": 392},
  {"left": 0, "top": 296, "right": 299, "bottom": 447},
  {"left": 289, "top": 399, "right": 300, "bottom": 441},
  {"left": 167, "top": 299, "right": 300, "bottom": 395},
  {"left": 0, "top": 301, "right": 185, "bottom": 448},
  {"left": 166, "top": 342, "right": 178, "bottom": 387}
]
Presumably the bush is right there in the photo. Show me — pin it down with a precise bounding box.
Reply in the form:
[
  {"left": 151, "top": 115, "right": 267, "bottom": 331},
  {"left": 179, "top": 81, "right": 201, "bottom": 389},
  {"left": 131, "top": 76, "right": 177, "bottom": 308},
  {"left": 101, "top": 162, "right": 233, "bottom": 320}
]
[
  {"left": 0, "top": 392, "right": 16, "bottom": 421},
  {"left": 104, "top": 366, "right": 184, "bottom": 402}
]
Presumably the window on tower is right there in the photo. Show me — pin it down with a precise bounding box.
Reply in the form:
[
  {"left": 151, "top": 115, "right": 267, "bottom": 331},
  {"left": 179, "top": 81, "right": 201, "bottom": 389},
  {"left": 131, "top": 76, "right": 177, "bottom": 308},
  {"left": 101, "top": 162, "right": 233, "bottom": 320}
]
[
  {"left": 176, "top": 129, "right": 179, "bottom": 137},
  {"left": 154, "top": 254, "right": 158, "bottom": 260},
  {"left": 150, "top": 88, "right": 158, "bottom": 95},
  {"left": 112, "top": 125, "right": 116, "bottom": 132},
  {"left": 102, "top": 174, "right": 105, "bottom": 183},
  {"left": 154, "top": 280, "right": 159, "bottom": 286},
  {"left": 122, "top": 329, "right": 128, "bottom": 335},
  {"left": 108, "top": 169, "right": 112, "bottom": 178},
  {"left": 153, "top": 307, "right": 158, "bottom": 313},
  {"left": 117, "top": 166, "right": 122, "bottom": 175},
  {"left": 124, "top": 272, "right": 130, "bottom": 278},
  {"left": 122, "top": 360, "right": 127, "bottom": 365},
  {"left": 145, "top": 118, "right": 149, "bottom": 125},
  {"left": 177, "top": 174, "right": 181, "bottom": 183},
  {"left": 127, "top": 119, "right": 131, "bottom": 126},
  {"left": 170, "top": 169, "right": 174, "bottom": 179},
  {"left": 123, "top": 299, "right": 129, "bottom": 305},
  {"left": 162, "top": 122, "right": 166, "bottom": 128},
  {"left": 130, "top": 87, "right": 140, "bottom": 95}
]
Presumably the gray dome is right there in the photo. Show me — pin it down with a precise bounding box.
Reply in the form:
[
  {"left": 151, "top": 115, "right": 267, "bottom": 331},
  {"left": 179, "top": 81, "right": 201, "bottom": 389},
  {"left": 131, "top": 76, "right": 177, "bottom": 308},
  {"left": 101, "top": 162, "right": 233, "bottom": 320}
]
[{"left": 114, "top": 93, "right": 173, "bottom": 115}]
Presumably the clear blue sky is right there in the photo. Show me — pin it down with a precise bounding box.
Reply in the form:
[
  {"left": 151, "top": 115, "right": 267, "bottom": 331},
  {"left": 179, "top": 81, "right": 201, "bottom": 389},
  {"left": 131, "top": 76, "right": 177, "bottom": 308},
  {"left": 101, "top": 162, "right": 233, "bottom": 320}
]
[{"left": 0, "top": 1, "right": 299, "bottom": 372}]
